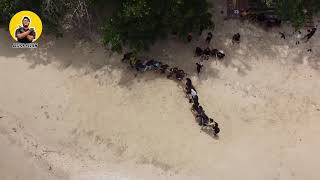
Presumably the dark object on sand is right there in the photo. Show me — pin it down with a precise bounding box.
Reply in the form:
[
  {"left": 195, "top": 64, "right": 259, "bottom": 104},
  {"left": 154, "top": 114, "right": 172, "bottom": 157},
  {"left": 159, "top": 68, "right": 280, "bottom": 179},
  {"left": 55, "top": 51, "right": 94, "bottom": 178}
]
[
  {"left": 176, "top": 69, "right": 186, "bottom": 81},
  {"left": 186, "top": 78, "right": 192, "bottom": 87},
  {"left": 195, "top": 47, "right": 203, "bottom": 57},
  {"left": 160, "top": 64, "right": 169, "bottom": 74},
  {"left": 210, "top": 49, "right": 219, "bottom": 57},
  {"left": 145, "top": 59, "right": 161, "bottom": 70},
  {"left": 279, "top": 32, "right": 285, "bottom": 39},
  {"left": 232, "top": 33, "right": 240, "bottom": 44},
  {"left": 307, "top": 49, "right": 312, "bottom": 52},
  {"left": 213, "top": 126, "right": 220, "bottom": 135},
  {"left": 167, "top": 67, "right": 177, "bottom": 78},
  {"left": 167, "top": 67, "right": 184, "bottom": 80},
  {"left": 196, "top": 62, "right": 203, "bottom": 74},
  {"left": 203, "top": 48, "right": 211, "bottom": 56},
  {"left": 303, "top": 27, "right": 317, "bottom": 42},
  {"left": 201, "top": 48, "right": 211, "bottom": 61},
  {"left": 217, "top": 50, "right": 225, "bottom": 59},
  {"left": 135, "top": 60, "right": 146, "bottom": 72}
]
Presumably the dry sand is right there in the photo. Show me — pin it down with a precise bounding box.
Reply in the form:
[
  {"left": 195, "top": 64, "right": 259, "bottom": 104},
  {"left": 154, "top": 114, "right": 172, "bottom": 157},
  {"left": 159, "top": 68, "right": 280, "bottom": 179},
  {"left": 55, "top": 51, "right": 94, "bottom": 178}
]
[{"left": 1, "top": 10, "right": 320, "bottom": 180}]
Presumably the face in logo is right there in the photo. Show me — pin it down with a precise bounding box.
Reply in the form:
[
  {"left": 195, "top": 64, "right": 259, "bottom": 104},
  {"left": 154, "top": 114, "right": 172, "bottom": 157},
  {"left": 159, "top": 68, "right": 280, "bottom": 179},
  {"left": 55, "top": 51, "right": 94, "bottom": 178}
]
[
  {"left": 22, "top": 16, "right": 30, "bottom": 28},
  {"left": 15, "top": 16, "right": 36, "bottom": 43},
  {"left": 9, "top": 11, "right": 43, "bottom": 43}
]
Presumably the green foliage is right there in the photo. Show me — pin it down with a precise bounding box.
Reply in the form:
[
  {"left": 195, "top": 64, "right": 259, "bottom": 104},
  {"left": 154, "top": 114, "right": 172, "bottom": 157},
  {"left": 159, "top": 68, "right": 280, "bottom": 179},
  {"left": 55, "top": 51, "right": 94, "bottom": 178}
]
[
  {"left": 1, "top": 0, "right": 214, "bottom": 51},
  {"left": 0, "top": 0, "right": 64, "bottom": 34},
  {"left": 308, "top": 0, "right": 320, "bottom": 15},
  {"left": 267, "top": 0, "right": 320, "bottom": 29},
  {"left": 0, "top": 0, "right": 43, "bottom": 23},
  {"left": 103, "top": 0, "right": 214, "bottom": 52},
  {"left": 273, "top": 0, "right": 305, "bottom": 28}
]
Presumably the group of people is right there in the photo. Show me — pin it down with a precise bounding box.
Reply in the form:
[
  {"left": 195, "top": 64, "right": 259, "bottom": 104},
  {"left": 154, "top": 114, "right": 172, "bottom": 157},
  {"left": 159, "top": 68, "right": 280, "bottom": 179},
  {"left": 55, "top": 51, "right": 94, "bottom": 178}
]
[
  {"left": 194, "top": 46, "right": 225, "bottom": 74},
  {"left": 185, "top": 78, "right": 220, "bottom": 135},
  {"left": 191, "top": 32, "right": 228, "bottom": 74},
  {"left": 279, "top": 26, "right": 317, "bottom": 52},
  {"left": 121, "top": 52, "right": 220, "bottom": 136},
  {"left": 303, "top": 27, "right": 317, "bottom": 42},
  {"left": 122, "top": 52, "right": 186, "bottom": 81}
]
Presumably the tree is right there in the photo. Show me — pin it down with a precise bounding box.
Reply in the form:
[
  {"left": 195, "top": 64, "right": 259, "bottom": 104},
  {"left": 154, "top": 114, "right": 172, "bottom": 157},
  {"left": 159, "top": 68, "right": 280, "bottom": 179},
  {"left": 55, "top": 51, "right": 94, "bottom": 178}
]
[
  {"left": 103, "top": 0, "right": 214, "bottom": 52},
  {"left": 267, "top": 0, "right": 320, "bottom": 29},
  {"left": 0, "top": 0, "right": 93, "bottom": 35}
]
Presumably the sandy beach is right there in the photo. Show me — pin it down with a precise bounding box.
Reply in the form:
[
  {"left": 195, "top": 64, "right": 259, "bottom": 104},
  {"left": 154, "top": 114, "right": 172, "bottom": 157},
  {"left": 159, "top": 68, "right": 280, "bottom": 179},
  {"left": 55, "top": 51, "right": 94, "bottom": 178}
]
[{"left": 1, "top": 7, "right": 320, "bottom": 179}]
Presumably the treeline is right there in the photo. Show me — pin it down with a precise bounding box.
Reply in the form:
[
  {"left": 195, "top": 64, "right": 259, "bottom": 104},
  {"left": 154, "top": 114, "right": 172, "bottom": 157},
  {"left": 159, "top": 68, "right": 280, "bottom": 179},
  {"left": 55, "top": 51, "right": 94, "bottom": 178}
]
[{"left": 1, "top": 0, "right": 319, "bottom": 52}]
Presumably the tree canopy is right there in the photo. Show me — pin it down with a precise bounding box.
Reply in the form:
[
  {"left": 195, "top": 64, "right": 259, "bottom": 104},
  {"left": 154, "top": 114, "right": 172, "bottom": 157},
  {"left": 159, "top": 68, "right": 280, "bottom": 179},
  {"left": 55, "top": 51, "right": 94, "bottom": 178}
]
[
  {"left": 103, "top": 0, "right": 214, "bottom": 52},
  {"left": 266, "top": 0, "right": 320, "bottom": 28}
]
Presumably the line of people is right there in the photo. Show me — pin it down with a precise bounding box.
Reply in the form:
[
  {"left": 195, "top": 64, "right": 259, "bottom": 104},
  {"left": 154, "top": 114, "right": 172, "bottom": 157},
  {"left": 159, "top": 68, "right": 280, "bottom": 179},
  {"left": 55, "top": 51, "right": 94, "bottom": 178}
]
[
  {"left": 185, "top": 78, "right": 220, "bottom": 135},
  {"left": 121, "top": 52, "right": 220, "bottom": 136},
  {"left": 122, "top": 52, "right": 186, "bottom": 81}
]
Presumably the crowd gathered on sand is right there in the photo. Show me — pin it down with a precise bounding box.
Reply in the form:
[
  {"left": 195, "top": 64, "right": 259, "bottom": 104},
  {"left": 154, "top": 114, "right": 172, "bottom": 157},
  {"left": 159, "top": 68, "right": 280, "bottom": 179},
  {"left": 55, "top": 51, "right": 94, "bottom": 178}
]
[
  {"left": 120, "top": 32, "right": 228, "bottom": 136},
  {"left": 120, "top": 19, "right": 318, "bottom": 137}
]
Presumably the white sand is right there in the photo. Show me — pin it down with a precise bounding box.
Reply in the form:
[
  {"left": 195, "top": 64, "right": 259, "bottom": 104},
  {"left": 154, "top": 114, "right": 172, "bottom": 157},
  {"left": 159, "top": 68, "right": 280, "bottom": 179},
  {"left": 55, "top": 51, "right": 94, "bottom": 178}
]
[{"left": 1, "top": 9, "right": 320, "bottom": 180}]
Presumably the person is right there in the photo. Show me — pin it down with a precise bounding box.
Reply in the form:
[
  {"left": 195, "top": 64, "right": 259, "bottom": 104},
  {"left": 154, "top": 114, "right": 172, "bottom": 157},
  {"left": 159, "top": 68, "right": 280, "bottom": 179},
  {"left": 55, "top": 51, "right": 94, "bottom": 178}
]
[
  {"left": 186, "top": 85, "right": 197, "bottom": 103},
  {"left": 193, "top": 95, "right": 199, "bottom": 106},
  {"left": 186, "top": 78, "right": 192, "bottom": 88},
  {"left": 145, "top": 59, "right": 158, "bottom": 70},
  {"left": 307, "top": 48, "right": 312, "bottom": 52},
  {"left": 213, "top": 126, "right": 220, "bottom": 135},
  {"left": 135, "top": 60, "right": 146, "bottom": 72},
  {"left": 15, "top": 16, "right": 36, "bottom": 43},
  {"left": 279, "top": 32, "right": 286, "bottom": 39},
  {"left": 167, "top": 67, "right": 178, "bottom": 79},
  {"left": 199, "top": 113, "right": 209, "bottom": 126},
  {"left": 232, "top": 33, "right": 240, "bottom": 44},
  {"left": 206, "top": 32, "right": 213, "bottom": 44},
  {"left": 192, "top": 103, "right": 200, "bottom": 113},
  {"left": 175, "top": 69, "right": 185, "bottom": 81},
  {"left": 203, "top": 47, "right": 211, "bottom": 56},
  {"left": 208, "top": 118, "right": 214, "bottom": 125},
  {"left": 201, "top": 47, "right": 211, "bottom": 61},
  {"left": 122, "top": 52, "right": 133, "bottom": 62},
  {"left": 192, "top": 99, "right": 199, "bottom": 108},
  {"left": 190, "top": 88, "right": 199, "bottom": 104},
  {"left": 187, "top": 33, "right": 193, "bottom": 42},
  {"left": 152, "top": 60, "right": 161, "bottom": 69},
  {"left": 186, "top": 78, "right": 196, "bottom": 100},
  {"left": 303, "top": 27, "right": 317, "bottom": 42},
  {"left": 185, "top": 78, "right": 195, "bottom": 92},
  {"left": 160, "top": 64, "right": 169, "bottom": 74},
  {"left": 296, "top": 31, "right": 302, "bottom": 45},
  {"left": 217, "top": 50, "right": 225, "bottom": 59},
  {"left": 210, "top": 49, "right": 219, "bottom": 57},
  {"left": 195, "top": 47, "right": 203, "bottom": 57},
  {"left": 190, "top": 88, "right": 197, "bottom": 98},
  {"left": 196, "top": 62, "right": 203, "bottom": 74}
]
